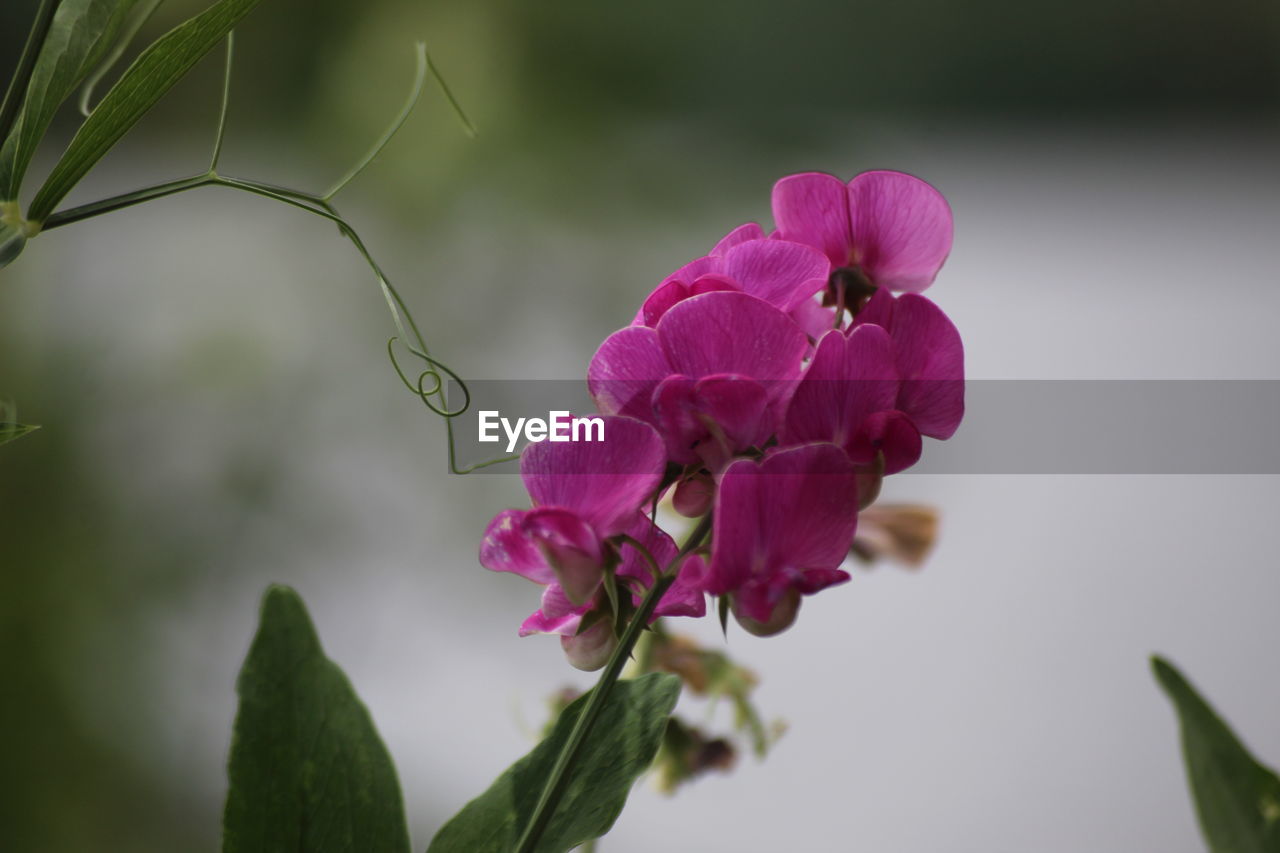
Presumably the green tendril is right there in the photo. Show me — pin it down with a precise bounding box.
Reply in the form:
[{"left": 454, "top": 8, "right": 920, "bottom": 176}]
[{"left": 31, "top": 37, "right": 506, "bottom": 475}]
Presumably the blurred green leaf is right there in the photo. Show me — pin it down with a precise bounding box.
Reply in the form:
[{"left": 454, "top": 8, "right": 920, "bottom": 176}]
[
  {"left": 0, "top": 0, "right": 144, "bottom": 201},
  {"left": 27, "top": 0, "right": 265, "bottom": 223},
  {"left": 0, "top": 221, "right": 26, "bottom": 268},
  {"left": 0, "top": 422, "right": 41, "bottom": 446},
  {"left": 1152, "top": 656, "right": 1280, "bottom": 853},
  {"left": 222, "top": 585, "right": 410, "bottom": 853},
  {"left": 428, "top": 672, "right": 681, "bottom": 853}
]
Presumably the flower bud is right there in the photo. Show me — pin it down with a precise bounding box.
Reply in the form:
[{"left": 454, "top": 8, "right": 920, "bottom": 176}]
[
  {"left": 561, "top": 620, "right": 618, "bottom": 671},
  {"left": 853, "top": 503, "right": 940, "bottom": 568},
  {"left": 672, "top": 471, "right": 715, "bottom": 518},
  {"left": 731, "top": 588, "right": 802, "bottom": 637}
]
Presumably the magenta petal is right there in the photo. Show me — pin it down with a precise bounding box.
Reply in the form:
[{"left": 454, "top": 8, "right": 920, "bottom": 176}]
[
  {"left": 708, "top": 444, "right": 860, "bottom": 599},
  {"left": 651, "top": 375, "right": 702, "bottom": 465},
  {"left": 693, "top": 374, "right": 773, "bottom": 453},
  {"left": 790, "top": 296, "right": 838, "bottom": 341},
  {"left": 856, "top": 285, "right": 896, "bottom": 328},
  {"left": 689, "top": 274, "right": 738, "bottom": 297},
  {"left": 521, "top": 415, "right": 667, "bottom": 533},
  {"left": 849, "top": 410, "right": 923, "bottom": 474},
  {"left": 523, "top": 507, "right": 606, "bottom": 604},
  {"left": 772, "top": 172, "right": 854, "bottom": 268},
  {"left": 588, "top": 326, "right": 670, "bottom": 422},
  {"left": 712, "top": 222, "right": 766, "bottom": 255},
  {"left": 718, "top": 239, "right": 830, "bottom": 312},
  {"left": 519, "top": 584, "right": 585, "bottom": 637},
  {"left": 846, "top": 170, "right": 953, "bottom": 293},
  {"left": 615, "top": 514, "right": 707, "bottom": 619},
  {"left": 657, "top": 291, "right": 809, "bottom": 385},
  {"left": 890, "top": 294, "right": 965, "bottom": 439},
  {"left": 638, "top": 280, "right": 690, "bottom": 327},
  {"left": 479, "top": 508, "right": 554, "bottom": 585},
  {"left": 782, "top": 325, "right": 899, "bottom": 451}
]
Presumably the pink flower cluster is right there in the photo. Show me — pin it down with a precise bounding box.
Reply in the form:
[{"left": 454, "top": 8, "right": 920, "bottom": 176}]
[{"left": 480, "top": 171, "right": 963, "bottom": 668}]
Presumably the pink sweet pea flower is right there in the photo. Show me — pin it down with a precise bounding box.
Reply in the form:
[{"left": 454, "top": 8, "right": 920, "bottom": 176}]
[
  {"left": 633, "top": 234, "right": 830, "bottom": 328},
  {"left": 479, "top": 415, "right": 666, "bottom": 603},
  {"left": 518, "top": 514, "right": 708, "bottom": 670},
  {"left": 854, "top": 288, "right": 965, "bottom": 440},
  {"left": 772, "top": 170, "right": 953, "bottom": 294},
  {"left": 706, "top": 443, "right": 862, "bottom": 636},
  {"left": 590, "top": 291, "right": 809, "bottom": 468},
  {"left": 480, "top": 415, "right": 708, "bottom": 668},
  {"left": 781, "top": 324, "right": 922, "bottom": 475}
]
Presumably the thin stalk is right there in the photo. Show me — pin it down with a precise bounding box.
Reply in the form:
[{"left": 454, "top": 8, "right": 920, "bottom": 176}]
[
  {"left": 0, "top": 0, "right": 61, "bottom": 150},
  {"left": 322, "top": 43, "right": 428, "bottom": 201},
  {"left": 514, "top": 516, "right": 713, "bottom": 853},
  {"left": 209, "top": 32, "right": 234, "bottom": 170},
  {"left": 41, "top": 173, "right": 215, "bottom": 229}
]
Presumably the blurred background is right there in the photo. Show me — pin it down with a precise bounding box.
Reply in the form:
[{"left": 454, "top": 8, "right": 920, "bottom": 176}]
[{"left": 2, "top": 0, "right": 1278, "bottom": 850}]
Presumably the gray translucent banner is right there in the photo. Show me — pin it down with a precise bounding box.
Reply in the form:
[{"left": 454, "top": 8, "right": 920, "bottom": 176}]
[{"left": 443, "top": 380, "right": 1280, "bottom": 474}]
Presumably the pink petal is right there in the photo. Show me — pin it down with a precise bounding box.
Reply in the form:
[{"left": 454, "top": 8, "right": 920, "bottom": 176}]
[
  {"left": 523, "top": 507, "right": 606, "bottom": 604},
  {"left": 638, "top": 280, "right": 691, "bottom": 327},
  {"left": 587, "top": 326, "right": 671, "bottom": 422},
  {"left": 693, "top": 374, "right": 774, "bottom": 457},
  {"left": 718, "top": 239, "right": 830, "bottom": 312},
  {"left": 521, "top": 415, "right": 667, "bottom": 534},
  {"left": 790, "top": 295, "right": 838, "bottom": 341},
  {"left": 656, "top": 291, "right": 809, "bottom": 385},
  {"left": 782, "top": 325, "right": 899, "bottom": 451},
  {"left": 615, "top": 514, "right": 707, "bottom": 619},
  {"left": 848, "top": 410, "right": 922, "bottom": 474},
  {"left": 846, "top": 170, "right": 953, "bottom": 293},
  {"left": 479, "top": 508, "right": 554, "bottom": 585},
  {"left": 712, "top": 222, "right": 766, "bottom": 255},
  {"left": 855, "top": 285, "right": 896, "bottom": 328},
  {"left": 708, "top": 444, "right": 860, "bottom": 599},
  {"left": 890, "top": 294, "right": 965, "bottom": 439},
  {"left": 519, "top": 584, "right": 586, "bottom": 637},
  {"left": 771, "top": 172, "right": 854, "bottom": 268}
]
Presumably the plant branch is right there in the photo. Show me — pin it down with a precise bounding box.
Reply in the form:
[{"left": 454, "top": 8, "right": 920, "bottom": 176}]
[{"left": 514, "top": 515, "right": 713, "bottom": 853}]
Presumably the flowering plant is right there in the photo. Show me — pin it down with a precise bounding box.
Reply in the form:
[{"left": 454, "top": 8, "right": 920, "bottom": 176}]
[{"left": 3, "top": 4, "right": 1275, "bottom": 852}]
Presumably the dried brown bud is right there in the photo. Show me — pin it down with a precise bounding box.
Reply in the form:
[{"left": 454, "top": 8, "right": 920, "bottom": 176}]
[{"left": 853, "top": 503, "right": 940, "bottom": 568}]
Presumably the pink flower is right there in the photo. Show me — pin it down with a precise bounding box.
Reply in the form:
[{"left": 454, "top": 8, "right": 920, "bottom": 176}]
[
  {"left": 633, "top": 233, "right": 830, "bottom": 328},
  {"left": 706, "top": 444, "right": 861, "bottom": 635},
  {"left": 519, "top": 514, "right": 708, "bottom": 669},
  {"left": 479, "top": 414, "right": 665, "bottom": 602},
  {"left": 855, "top": 288, "right": 965, "bottom": 440},
  {"left": 781, "top": 325, "right": 922, "bottom": 474},
  {"left": 772, "top": 170, "right": 953, "bottom": 294},
  {"left": 589, "top": 291, "right": 810, "bottom": 468},
  {"left": 479, "top": 415, "right": 706, "bottom": 667}
]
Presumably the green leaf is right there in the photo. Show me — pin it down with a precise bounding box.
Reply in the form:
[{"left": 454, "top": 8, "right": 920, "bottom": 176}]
[
  {"left": 0, "top": 422, "right": 41, "bottom": 446},
  {"left": 0, "top": 0, "right": 144, "bottom": 201},
  {"left": 1152, "top": 656, "right": 1280, "bottom": 853},
  {"left": 0, "top": 221, "right": 26, "bottom": 269},
  {"left": 222, "top": 585, "right": 411, "bottom": 853},
  {"left": 428, "top": 672, "right": 681, "bottom": 853},
  {"left": 27, "top": 0, "right": 265, "bottom": 223}
]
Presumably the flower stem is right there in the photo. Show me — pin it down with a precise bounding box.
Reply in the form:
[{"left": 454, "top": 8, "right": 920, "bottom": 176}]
[{"left": 514, "top": 515, "right": 712, "bottom": 853}]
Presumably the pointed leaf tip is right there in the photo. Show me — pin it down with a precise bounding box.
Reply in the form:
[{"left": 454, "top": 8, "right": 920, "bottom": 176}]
[
  {"left": 1152, "top": 654, "right": 1280, "bottom": 853},
  {"left": 223, "top": 584, "right": 410, "bottom": 853}
]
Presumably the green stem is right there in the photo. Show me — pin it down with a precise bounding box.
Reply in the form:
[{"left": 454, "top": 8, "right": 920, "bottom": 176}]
[
  {"left": 41, "top": 173, "right": 216, "bottom": 230},
  {"left": 514, "top": 515, "right": 712, "bottom": 853},
  {"left": 0, "top": 0, "right": 61, "bottom": 150}
]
